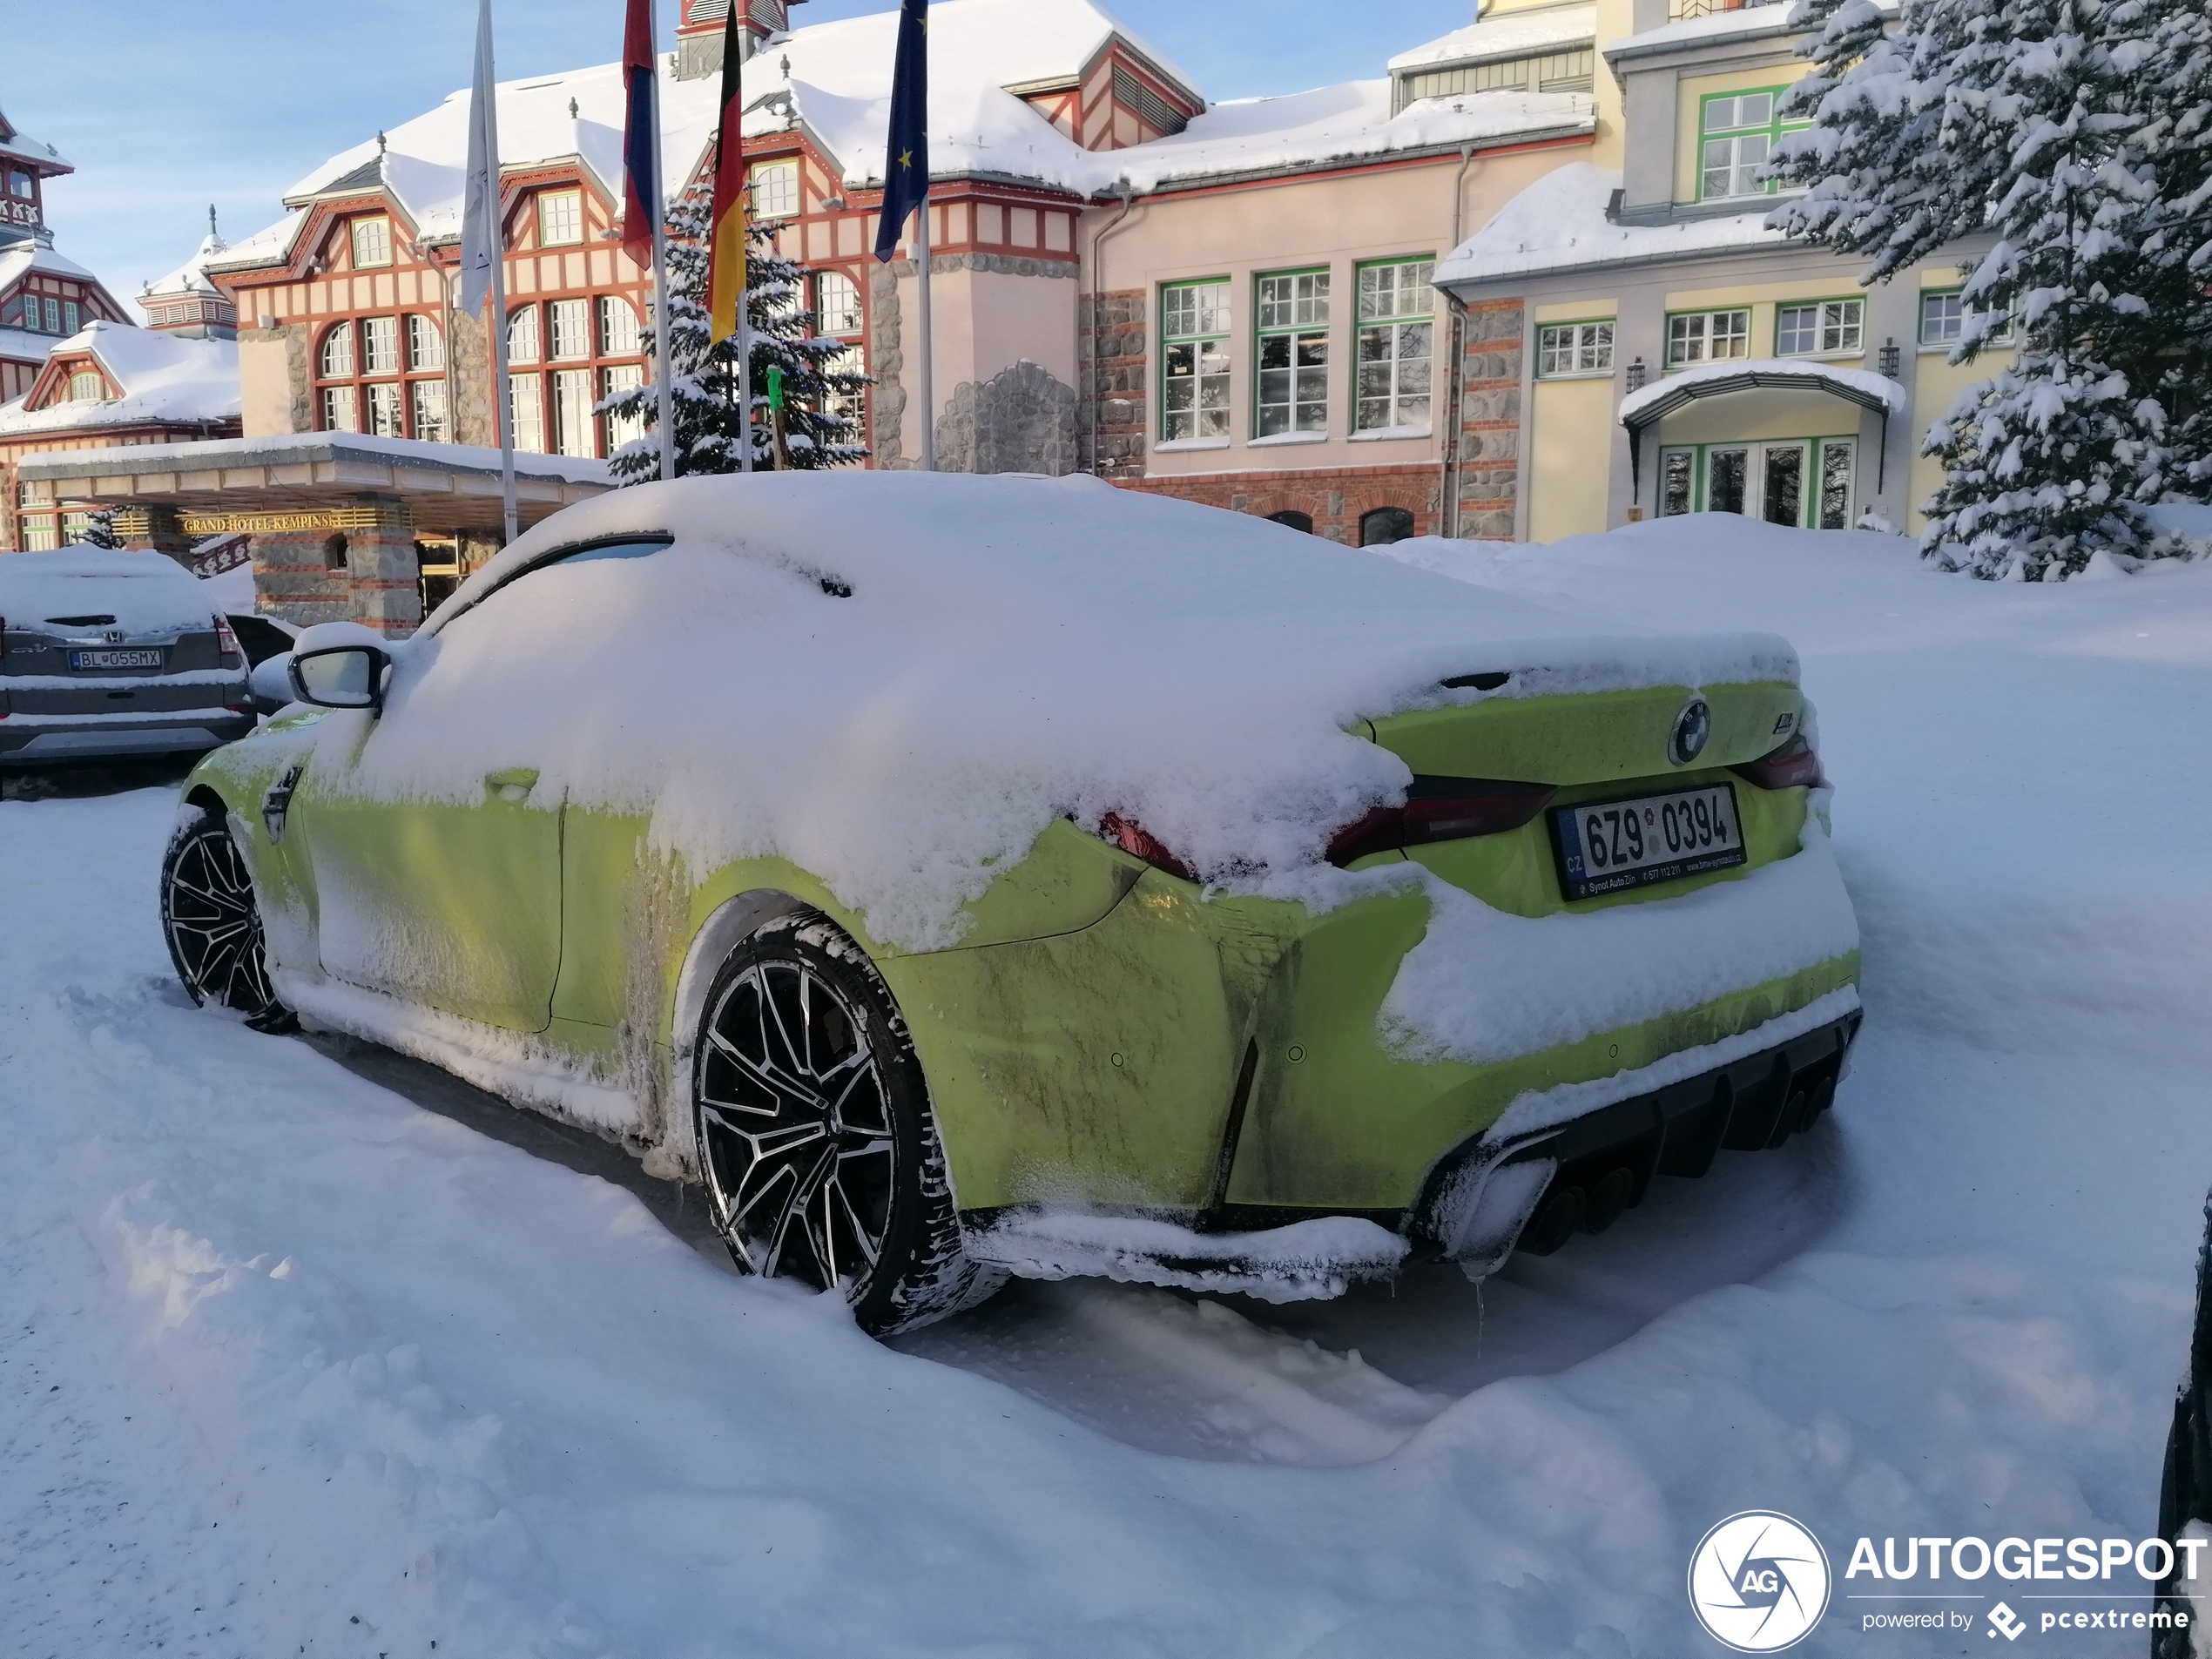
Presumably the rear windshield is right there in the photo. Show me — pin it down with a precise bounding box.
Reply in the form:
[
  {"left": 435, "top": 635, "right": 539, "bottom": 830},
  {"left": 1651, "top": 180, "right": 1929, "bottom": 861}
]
[{"left": 0, "top": 554, "right": 213, "bottom": 637}]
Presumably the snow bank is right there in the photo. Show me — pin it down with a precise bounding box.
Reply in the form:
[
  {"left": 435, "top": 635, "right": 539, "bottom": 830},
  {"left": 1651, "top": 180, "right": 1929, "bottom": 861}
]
[
  {"left": 0, "top": 549, "right": 219, "bottom": 635},
  {"left": 314, "top": 471, "right": 1797, "bottom": 954},
  {"left": 967, "top": 1211, "right": 1409, "bottom": 1303}
]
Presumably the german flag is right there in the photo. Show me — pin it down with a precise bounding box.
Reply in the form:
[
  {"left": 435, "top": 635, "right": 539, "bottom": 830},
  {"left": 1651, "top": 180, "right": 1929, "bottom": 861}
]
[{"left": 706, "top": 3, "right": 749, "bottom": 345}]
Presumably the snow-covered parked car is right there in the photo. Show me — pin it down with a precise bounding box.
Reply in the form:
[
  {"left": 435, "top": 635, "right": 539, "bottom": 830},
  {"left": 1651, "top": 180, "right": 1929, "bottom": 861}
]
[
  {"left": 161, "top": 474, "right": 1861, "bottom": 1335},
  {"left": 1, "top": 550, "right": 255, "bottom": 766}
]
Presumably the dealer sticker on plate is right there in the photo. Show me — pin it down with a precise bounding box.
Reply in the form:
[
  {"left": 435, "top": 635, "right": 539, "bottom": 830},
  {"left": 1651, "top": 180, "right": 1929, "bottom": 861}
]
[
  {"left": 1550, "top": 783, "right": 1746, "bottom": 901},
  {"left": 68, "top": 649, "right": 163, "bottom": 670}
]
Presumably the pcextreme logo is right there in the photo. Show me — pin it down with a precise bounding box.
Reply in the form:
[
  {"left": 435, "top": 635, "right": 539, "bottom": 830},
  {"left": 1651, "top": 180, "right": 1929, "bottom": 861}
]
[{"left": 1689, "top": 1511, "right": 1833, "bottom": 1652}]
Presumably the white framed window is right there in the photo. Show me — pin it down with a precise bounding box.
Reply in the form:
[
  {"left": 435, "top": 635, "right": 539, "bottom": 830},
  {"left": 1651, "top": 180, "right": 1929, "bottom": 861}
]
[
  {"left": 1537, "top": 320, "right": 1615, "bottom": 378},
  {"left": 1919, "top": 290, "right": 2016, "bottom": 348},
  {"left": 752, "top": 161, "right": 799, "bottom": 221},
  {"left": 816, "top": 270, "right": 862, "bottom": 336},
  {"left": 320, "top": 321, "right": 356, "bottom": 379},
  {"left": 43, "top": 296, "right": 60, "bottom": 332},
  {"left": 598, "top": 295, "right": 641, "bottom": 357},
  {"left": 351, "top": 216, "right": 393, "bottom": 269},
  {"left": 1665, "top": 307, "right": 1751, "bottom": 367},
  {"left": 1355, "top": 258, "right": 1435, "bottom": 434},
  {"left": 1777, "top": 298, "right": 1863, "bottom": 357},
  {"left": 537, "top": 190, "right": 583, "bottom": 247},
  {"left": 1256, "top": 269, "right": 1331, "bottom": 439},
  {"left": 408, "top": 314, "right": 444, "bottom": 372},
  {"left": 601, "top": 363, "right": 645, "bottom": 452},
  {"left": 549, "top": 298, "right": 591, "bottom": 361},
  {"left": 410, "top": 378, "right": 448, "bottom": 442},
  {"left": 509, "top": 373, "right": 546, "bottom": 454},
  {"left": 1160, "top": 279, "right": 1231, "bottom": 442},
  {"left": 1698, "top": 90, "right": 1803, "bottom": 202},
  {"left": 552, "top": 368, "right": 597, "bottom": 458},
  {"left": 61, "top": 300, "right": 78, "bottom": 334},
  {"left": 67, "top": 371, "right": 105, "bottom": 402},
  {"left": 366, "top": 381, "right": 404, "bottom": 437},
  {"left": 321, "top": 384, "right": 359, "bottom": 432},
  {"left": 508, "top": 305, "right": 541, "bottom": 366},
  {"left": 823, "top": 341, "right": 866, "bottom": 428},
  {"left": 361, "top": 315, "right": 400, "bottom": 376}
]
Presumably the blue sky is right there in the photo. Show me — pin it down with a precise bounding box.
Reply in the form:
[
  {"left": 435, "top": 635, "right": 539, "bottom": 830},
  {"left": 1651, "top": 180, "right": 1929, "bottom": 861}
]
[{"left": 6, "top": 1, "right": 1477, "bottom": 311}]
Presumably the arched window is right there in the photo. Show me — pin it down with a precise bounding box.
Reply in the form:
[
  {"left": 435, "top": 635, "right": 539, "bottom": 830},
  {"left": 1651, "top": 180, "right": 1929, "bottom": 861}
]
[
  {"left": 361, "top": 316, "right": 400, "bottom": 376},
  {"left": 408, "top": 315, "right": 444, "bottom": 372},
  {"left": 598, "top": 296, "right": 640, "bottom": 357},
  {"left": 816, "top": 271, "right": 862, "bottom": 336},
  {"left": 1359, "top": 507, "right": 1416, "bottom": 547},
  {"left": 68, "top": 371, "right": 106, "bottom": 403},
  {"left": 1265, "top": 509, "right": 1314, "bottom": 534},
  {"left": 320, "top": 322, "right": 356, "bottom": 379}
]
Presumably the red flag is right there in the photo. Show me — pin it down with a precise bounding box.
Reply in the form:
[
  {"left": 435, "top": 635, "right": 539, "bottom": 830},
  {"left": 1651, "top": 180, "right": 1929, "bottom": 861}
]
[{"left": 619, "top": 0, "right": 658, "bottom": 268}]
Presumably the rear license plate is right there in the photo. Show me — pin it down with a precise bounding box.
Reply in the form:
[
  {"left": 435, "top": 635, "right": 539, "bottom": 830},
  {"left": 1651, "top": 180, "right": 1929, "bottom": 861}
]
[
  {"left": 68, "top": 649, "right": 163, "bottom": 670},
  {"left": 1550, "top": 783, "right": 1746, "bottom": 901}
]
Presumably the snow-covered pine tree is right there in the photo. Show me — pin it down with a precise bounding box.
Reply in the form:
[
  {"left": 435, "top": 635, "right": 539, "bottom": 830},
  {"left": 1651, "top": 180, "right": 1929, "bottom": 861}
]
[
  {"left": 599, "top": 183, "right": 869, "bottom": 482},
  {"left": 78, "top": 509, "right": 123, "bottom": 550},
  {"left": 1770, "top": 0, "right": 2204, "bottom": 577}
]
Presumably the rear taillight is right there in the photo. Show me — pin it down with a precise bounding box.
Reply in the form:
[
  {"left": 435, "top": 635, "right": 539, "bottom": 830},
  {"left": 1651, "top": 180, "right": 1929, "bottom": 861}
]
[
  {"left": 1733, "top": 734, "right": 1824, "bottom": 790},
  {"left": 1097, "top": 813, "right": 1197, "bottom": 881},
  {"left": 213, "top": 612, "right": 241, "bottom": 661},
  {"left": 1328, "top": 778, "right": 1556, "bottom": 867}
]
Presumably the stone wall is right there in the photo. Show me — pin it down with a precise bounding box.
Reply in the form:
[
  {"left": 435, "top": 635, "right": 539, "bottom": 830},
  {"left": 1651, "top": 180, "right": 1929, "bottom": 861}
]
[
  {"left": 252, "top": 521, "right": 421, "bottom": 636},
  {"left": 867, "top": 260, "right": 912, "bottom": 470},
  {"left": 1080, "top": 288, "right": 1147, "bottom": 481},
  {"left": 1116, "top": 463, "right": 1443, "bottom": 545},
  {"left": 1453, "top": 299, "right": 1524, "bottom": 540},
  {"left": 449, "top": 308, "right": 496, "bottom": 448},
  {"left": 934, "top": 360, "right": 1078, "bottom": 476}
]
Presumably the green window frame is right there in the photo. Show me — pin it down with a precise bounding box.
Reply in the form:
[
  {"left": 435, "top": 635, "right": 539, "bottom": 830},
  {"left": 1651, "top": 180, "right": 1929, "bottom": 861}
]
[
  {"left": 1254, "top": 268, "right": 1332, "bottom": 438},
  {"left": 1354, "top": 257, "right": 1435, "bottom": 434},
  {"left": 1697, "top": 88, "right": 1806, "bottom": 202},
  {"left": 1664, "top": 307, "right": 1751, "bottom": 368},
  {"left": 1775, "top": 297, "right": 1865, "bottom": 358},
  {"left": 1536, "top": 319, "right": 1615, "bottom": 379},
  {"left": 1160, "top": 279, "right": 1231, "bottom": 442},
  {"left": 1918, "top": 289, "right": 2016, "bottom": 349},
  {"left": 1655, "top": 435, "right": 1858, "bottom": 529}
]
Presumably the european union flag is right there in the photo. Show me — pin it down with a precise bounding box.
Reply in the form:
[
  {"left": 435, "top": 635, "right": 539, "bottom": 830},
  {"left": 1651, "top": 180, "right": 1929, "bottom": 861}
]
[{"left": 873, "top": 0, "right": 928, "bottom": 263}]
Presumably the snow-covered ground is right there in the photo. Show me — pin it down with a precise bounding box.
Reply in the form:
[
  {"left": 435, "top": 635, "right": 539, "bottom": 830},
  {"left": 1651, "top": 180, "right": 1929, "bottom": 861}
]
[{"left": 3, "top": 517, "right": 2209, "bottom": 1657}]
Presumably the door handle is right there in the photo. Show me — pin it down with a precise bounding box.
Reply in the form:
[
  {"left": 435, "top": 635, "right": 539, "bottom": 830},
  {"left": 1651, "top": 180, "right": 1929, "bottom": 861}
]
[{"left": 486, "top": 766, "right": 540, "bottom": 802}]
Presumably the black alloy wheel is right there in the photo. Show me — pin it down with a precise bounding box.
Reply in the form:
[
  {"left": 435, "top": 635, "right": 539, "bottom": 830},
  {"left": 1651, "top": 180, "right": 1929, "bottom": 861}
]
[
  {"left": 160, "top": 801, "right": 296, "bottom": 1034},
  {"left": 691, "top": 913, "right": 1001, "bottom": 1336}
]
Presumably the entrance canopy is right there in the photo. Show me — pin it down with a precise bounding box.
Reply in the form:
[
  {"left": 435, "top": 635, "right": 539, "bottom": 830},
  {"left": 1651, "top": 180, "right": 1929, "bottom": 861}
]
[{"left": 1619, "top": 359, "right": 1905, "bottom": 500}]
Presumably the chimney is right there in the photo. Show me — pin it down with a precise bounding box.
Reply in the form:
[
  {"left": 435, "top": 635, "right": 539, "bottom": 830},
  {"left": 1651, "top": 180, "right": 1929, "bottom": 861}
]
[{"left": 675, "top": 0, "right": 807, "bottom": 81}]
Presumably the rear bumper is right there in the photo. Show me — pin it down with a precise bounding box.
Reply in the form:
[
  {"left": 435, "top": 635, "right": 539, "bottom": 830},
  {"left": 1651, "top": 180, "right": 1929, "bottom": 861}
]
[
  {"left": 0, "top": 710, "right": 255, "bottom": 764},
  {"left": 1416, "top": 1006, "right": 1861, "bottom": 1274}
]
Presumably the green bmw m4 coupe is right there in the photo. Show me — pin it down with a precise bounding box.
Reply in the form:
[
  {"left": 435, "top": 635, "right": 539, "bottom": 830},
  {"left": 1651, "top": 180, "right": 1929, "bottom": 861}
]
[{"left": 163, "top": 473, "right": 1859, "bottom": 1334}]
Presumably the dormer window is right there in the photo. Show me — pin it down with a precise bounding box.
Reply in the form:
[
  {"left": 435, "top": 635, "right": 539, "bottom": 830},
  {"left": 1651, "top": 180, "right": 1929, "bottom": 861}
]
[
  {"left": 752, "top": 161, "right": 799, "bottom": 221},
  {"left": 1698, "top": 90, "right": 1804, "bottom": 202},
  {"left": 538, "top": 190, "right": 583, "bottom": 247},
  {"left": 351, "top": 216, "right": 394, "bottom": 269},
  {"left": 68, "top": 371, "right": 106, "bottom": 403}
]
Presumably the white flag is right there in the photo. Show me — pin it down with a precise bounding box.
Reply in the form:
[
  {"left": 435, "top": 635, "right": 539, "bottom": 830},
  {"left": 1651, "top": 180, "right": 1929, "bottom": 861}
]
[{"left": 458, "top": 0, "right": 500, "bottom": 317}]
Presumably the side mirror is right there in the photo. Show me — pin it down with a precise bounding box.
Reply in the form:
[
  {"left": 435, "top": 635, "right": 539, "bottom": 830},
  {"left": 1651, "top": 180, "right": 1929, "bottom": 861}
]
[{"left": 289, "top": 644, "right": 391, "bottom": 713}]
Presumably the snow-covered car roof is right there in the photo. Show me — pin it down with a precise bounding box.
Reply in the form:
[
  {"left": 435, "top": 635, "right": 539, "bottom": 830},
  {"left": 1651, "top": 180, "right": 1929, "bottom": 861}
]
[
  {"left": 0, "top": 550, "right": 219, "bottom": 636},
  {"left": 334, "top": 473, "right": 1797, "bottom": 953}
]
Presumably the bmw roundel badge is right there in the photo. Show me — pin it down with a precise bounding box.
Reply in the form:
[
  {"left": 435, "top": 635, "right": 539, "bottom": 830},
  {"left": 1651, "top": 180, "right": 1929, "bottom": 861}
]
[{"left": 1669, "top": 698, "right": 1712, "bottom": 766}]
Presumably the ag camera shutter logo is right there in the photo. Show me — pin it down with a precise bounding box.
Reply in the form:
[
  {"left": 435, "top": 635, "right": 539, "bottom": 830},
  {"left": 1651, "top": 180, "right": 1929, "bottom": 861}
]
[{"left": 1688, "top": 1511, "right": 1832, "bottom": 1652}]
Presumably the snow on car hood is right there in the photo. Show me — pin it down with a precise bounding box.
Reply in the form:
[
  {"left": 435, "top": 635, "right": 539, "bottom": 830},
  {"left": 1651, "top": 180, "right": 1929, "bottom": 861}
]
[
  {"left": 326, "top": 472, "right": 1798, "bottom": 953},
  {"left": 0, "top": 550, "right": 219, "bottom": 636}
]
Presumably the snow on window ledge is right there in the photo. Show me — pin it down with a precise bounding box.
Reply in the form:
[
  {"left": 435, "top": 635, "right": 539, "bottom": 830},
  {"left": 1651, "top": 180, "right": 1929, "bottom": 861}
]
[
  {"left": 1154, "top": 436, "right": 1232, "bottom": 453},
  {"left": 1248, "top": 432, "right": 1329, "bottom": 448},
  {"left": 1349, "top": 426, "right": 1433, "bottom": 443}
]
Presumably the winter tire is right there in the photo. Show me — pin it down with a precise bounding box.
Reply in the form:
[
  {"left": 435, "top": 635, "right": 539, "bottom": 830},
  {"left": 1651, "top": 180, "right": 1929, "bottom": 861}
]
[
  {"left": 160, "top": 800, "right": 297, "bottom": 1034},
  {"left": 691, "top": 912, "right": 1003, "bottom": 1336}
]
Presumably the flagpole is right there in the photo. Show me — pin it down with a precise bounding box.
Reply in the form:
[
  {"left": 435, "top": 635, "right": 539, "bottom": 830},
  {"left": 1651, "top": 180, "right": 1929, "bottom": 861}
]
[
  {"left": 915, "top": 198, "right": 934, "bottom": 472},
  {"left": 647, "top": 30, "right": 678, "bottom": 484},
  {"left": 480, "top": 4, "right": 518, "bottom": 543}
]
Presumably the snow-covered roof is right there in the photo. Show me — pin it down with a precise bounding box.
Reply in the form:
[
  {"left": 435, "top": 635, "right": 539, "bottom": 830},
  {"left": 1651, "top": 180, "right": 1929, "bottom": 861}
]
[
  {"left": 1105, "top": 83, "right": 1592, "bottom": 193},
  {"left": 1604, "top": 0, "right": 1892, "bottom": 60},
  {"left": 1389, "top": 5, "right": 1597, "bottom": 74},
  {"left": 0, "top": 241, "right": 101, "bottom": 297},
  {"left": 16, "top": 428, "right": 613, "bottom": 489},
  {"left": 0, "top": 325, "right": 51, "bottom": 367},
  {"left": 1435, "top": 162, "right": 1791, "bottom": 286},
  {"left": 1618, "top": 357, "right": 1906, "bottom": 426},
  {"left": 143, "top": 233, "right": 231, "bottom": 303},
  {"left": 0, "top": 321, "right": 239, "bottom": 437},
  {"left": 0, "top": 104, "right": 72, "bottom": 174}
]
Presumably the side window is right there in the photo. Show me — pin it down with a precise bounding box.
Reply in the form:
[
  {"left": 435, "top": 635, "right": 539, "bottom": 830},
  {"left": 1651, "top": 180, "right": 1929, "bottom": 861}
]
[{"left": 436, "top": 536, "right": 675, "bottom": 632}]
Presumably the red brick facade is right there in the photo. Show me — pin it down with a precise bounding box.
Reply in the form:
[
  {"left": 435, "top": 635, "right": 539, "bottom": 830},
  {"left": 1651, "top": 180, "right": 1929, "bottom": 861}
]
[{"left": 1116, "top": 463, "right": 1443, "bottom": 544}]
